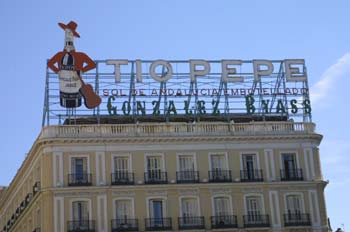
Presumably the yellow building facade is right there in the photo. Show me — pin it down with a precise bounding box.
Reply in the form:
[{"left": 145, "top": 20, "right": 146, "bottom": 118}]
[{"left": 0, "top": 121, "right": 329, "bottom": 232}]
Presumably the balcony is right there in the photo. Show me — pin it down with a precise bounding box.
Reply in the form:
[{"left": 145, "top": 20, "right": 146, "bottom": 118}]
[
  {"left": 111, "top": 219, "right": 138, "bottom": 232},
  {"left": 176, "top": 171, "right": 200, "bottom": 183},
  {"left": 145, "top": 218, "right": 172, "bottom": 231},
  {"left": 211, "top": 215, "right": 238, "bottom": 229},
  {"left": 243, "top": 214, "right": 270, "bottom": 228},
  {"left": 40, "top": 122, "right": 316, "bottom": 140},
  {"left": 280, "top": 169, "right": 304, "bottom": 181},
  {"left": 209, "top": 170, "right": 232, "bottom": 182},
  {"left": 284, "top": 213, "right": 311, "bottom": 227},
  {"left": 178, "top": 216, "right": 205, "bottom": 230},
  {"left": 32, "top": 228, "right": 41, "bottom": 232},
  {"left": 111, "top": 172, "right": 135, "bottom": 185},
  {"left": 240, "top": 169, "right": 263, "bottom": 182},
  {"left": 67, "top": 220, "right": 96, "bottom": 232},
  {"left": 68, "top": 173, "right": 92, "bottom": 186},
  {"left": 144, "top": 171, "right": 168, "bottom": 184}
]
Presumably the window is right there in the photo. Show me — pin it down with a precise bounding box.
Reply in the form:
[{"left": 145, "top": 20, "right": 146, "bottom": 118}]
[
  {"left": 71, "top": 157, "right": 88, "bottom": 177},
  {"left": 179, "top": 155, "right": 195, "bottom": 172},
  {"left": 286, "top": 195, "right": 302, "bottom": 215},
  {"left": 114, "top": 156, "right": 129, "bottom": 173},
  {"left": 177, "top": 154, "right": 198, "bottom": 182},
  {"left": 112, "top": 156, "right": 134, "bottom": 184},
  {"left": 148, "top": 198, "right": 167, "bottom": 224},
  {"left": 145, "top": 155, "right": 166, "bottom": 183},
  {"left": 209, "top": 153, "right": 231, "bottom": 182},
  {"left": 115, "top": 199, "right": 133, "bottom": 220},
  {"left": 72, "top": 201, "right": 89, "bottom": 221},
  {"left": 69, "top": 157, "right": 91, "bottom": 186},
  {"left": 181, "top": 198, "right": 199, "bottom": 217},
  {"left": 214, "top": 197, "right": 231, "bottom": 216},
  {"left": 282, "top": 153, "right": 297, "bottom": 178},
  {"left": 241, "top": 154, "right": 262, "bottom": 181},
  {"left": 210, "top": 154, "right": 226, "bottom": 171},
  {"left": 246, "top": 196, "right": 261, "bottom": 216},
  {"left": 71, "top": 200, "right": 91, "bottom": 230}
]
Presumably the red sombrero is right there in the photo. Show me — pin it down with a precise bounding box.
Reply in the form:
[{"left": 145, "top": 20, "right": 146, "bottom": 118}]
[{"left": 58, "top": 21, "right": 80, "bottom": 38}]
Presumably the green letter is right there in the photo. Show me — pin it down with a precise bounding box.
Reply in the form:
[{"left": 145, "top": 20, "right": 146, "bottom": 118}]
[
  {"left": 197, "top": 100, "right": 206, "bottom": 115},
  {"left": 245, "top": 95, "right": 255, "bottom": 114},
  {"left": 167, "top": 100, "right": 177, "bottom": 115},
  {"left": 261, "top": 100, "right": 270, "bottom": 113},
  {"left": 122, "top": 101, "right": 131, "bottom": 115},
  {"left": 107, "top": 96, "right": 117, "bottom": 115},
  {"left": 184, "top": 100, "right": 193, "bottom": 115},
  {"left": 276, "top": 99, "right": 286, "bottom": 113},
  {"left": 303, "top": 99, "right": 312, "bottom": 114},
  {"left": 136, "top": 101, "right": 146, "bottom": 115},
  {"left": 290, "top": 99, "right": 298, "bottom": 114},
  {"left": 212, "top": 99, "right": 220, "bottom": 115},
  {"left": 152, "top": 101, "right": 160, "bottom": 116}
]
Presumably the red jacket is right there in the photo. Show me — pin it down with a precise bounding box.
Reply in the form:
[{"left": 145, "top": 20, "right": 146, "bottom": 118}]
[{"left": 48, "top": 50, "right": 96, "bottom": 74}]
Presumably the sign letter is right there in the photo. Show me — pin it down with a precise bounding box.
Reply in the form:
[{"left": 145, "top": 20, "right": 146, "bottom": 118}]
[
  {"left": 190, "top": 60, "right": 210, "bottom": 82},
  {"left": 107, "top": 59, "right": 129, "bottom": 83},
  {"left": 253, "top": 60, "right": 274, "bottom": 82}
]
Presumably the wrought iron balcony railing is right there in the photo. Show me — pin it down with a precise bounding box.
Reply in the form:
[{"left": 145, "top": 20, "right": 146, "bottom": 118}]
[
  {"left": 209, "top": 170, "right": 232, "bottom": 182},
  {"left": 111, "top": 172, "right": 135, "bottom": 185},
  {"left": 144, "top": 171, "right": 168, "bottom": 184},
  {"left": 33, "top": 181, "right": 41, "bottom": 195},
  {"left": 280, "top": 169, "right": 304, "bottom": 181},
  {"left": 111, "top": 219, "right": 139, "bottom": 232},
  {"left": 211, "top": 215, "right": 238, "bottom": 229},
  {"left": 243, "top": 214, "right": 270, "bottom": 227},
  {"left": 178, "top": 216, "right": 205, "bottom": 230},
  {"left": 240, "top": 169, "right": 263, "bottom": 182},
  {"left": 144, "top": 218, "right": 172, "bottom": 231},
  {"left": 176, "top": 171, "right": 200, "bottom": 183},
  {"left": 283, "top": 213, "right": 311, "bottom": 226},
  {"left": 67, "top": 220, "right": 96, "bottom": 232},
  {"left": 68, "top": 173, "right": 92, "bottom": 186}
]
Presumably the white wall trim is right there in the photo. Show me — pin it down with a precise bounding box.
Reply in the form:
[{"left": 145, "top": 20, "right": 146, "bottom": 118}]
[
  {"left": 54, "top": 196, "right": 64, "bottom": 232},
  {"left": 96, "top": 152, "right": 106, "bottom": 185},
  {"left": 308, "top": 149, "right": 316, "bottom": 179},
  {"left": 264, "top": 149, "right": 272, "bottom": 180},
  {"left": 53, "top": 152, "right": 63, "bottom": 187},
  {"left": 303, "top": 148, "right": 311, "bottom": 180},
  {"left": 308, "top": 190, "right": 321, "bottom": 226},
  {"left": 97, "top": 194, "right": 108, "bottom": 232},
  {"left": 269, "top": 191, "right": 281, "bottom": 227}
]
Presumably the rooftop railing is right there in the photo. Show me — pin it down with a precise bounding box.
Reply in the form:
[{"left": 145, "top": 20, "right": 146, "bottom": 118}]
[{"left": 39, "top": 122, "right": 316, "bottom": 139}]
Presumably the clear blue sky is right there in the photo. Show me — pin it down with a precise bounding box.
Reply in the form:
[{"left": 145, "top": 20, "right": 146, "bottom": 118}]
[{"left": 0, "top": 0, "right": 349, "bottom": 229}]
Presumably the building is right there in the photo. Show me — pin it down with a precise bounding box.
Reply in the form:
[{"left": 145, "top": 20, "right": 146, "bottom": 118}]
[{"left": 0, "top": 59, "right": 330, "bottom": 232}]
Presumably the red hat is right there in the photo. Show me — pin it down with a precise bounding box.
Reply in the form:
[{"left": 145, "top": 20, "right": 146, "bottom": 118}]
[{"left": 58, "top": 21, "right": 80, "bottom": 38}]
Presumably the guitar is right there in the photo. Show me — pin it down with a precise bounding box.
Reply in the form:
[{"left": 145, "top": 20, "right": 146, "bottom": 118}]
[{"left": 76, "top": 71, "right": 101, "bottom": 109}]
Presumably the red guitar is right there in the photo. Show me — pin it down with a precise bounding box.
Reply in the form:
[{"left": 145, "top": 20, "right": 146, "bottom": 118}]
[{"left": 76, "top": 72, "right": 101, "bottom": 109}]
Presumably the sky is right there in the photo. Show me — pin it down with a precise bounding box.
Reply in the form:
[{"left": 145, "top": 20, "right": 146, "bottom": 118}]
[{"left": 0, "top": 0, "right": 349, "bottom": 229}]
